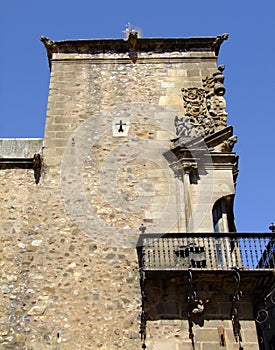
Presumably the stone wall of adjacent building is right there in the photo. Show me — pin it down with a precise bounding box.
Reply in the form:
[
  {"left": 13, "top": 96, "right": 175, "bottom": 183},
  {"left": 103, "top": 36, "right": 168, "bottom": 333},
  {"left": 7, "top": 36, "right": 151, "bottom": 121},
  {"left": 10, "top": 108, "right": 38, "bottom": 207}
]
[{"left": 0, "top": 45, "right": 260, "bottom": 349}]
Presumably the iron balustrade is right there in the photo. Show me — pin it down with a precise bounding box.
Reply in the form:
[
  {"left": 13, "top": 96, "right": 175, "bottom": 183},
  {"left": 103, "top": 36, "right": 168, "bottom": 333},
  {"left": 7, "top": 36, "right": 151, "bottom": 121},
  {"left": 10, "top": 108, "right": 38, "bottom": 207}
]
[{"left": 137, "top": 232, "right": 275, "bottom": 271}]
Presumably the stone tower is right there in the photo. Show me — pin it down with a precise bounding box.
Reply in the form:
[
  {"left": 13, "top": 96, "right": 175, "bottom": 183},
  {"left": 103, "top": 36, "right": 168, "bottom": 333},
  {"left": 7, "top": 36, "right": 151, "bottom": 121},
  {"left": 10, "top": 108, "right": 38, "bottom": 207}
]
[{"left": 0, "top": 32, "right": 274, "bottom": 349}]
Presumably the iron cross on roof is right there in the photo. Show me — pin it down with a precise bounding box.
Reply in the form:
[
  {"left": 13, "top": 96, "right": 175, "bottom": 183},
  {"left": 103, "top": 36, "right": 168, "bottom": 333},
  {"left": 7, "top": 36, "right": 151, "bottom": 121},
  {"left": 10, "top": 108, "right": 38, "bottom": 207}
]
[{"left": 116, "top": 120, "right": 127, "bottom": 133}]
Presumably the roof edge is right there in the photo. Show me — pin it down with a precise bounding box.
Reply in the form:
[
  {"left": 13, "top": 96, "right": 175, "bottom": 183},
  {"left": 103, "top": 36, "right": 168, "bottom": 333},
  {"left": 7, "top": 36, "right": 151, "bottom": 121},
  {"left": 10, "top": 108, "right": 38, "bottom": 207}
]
[{"left": 40, "top": 33, "right": 229, "bottom": 66}]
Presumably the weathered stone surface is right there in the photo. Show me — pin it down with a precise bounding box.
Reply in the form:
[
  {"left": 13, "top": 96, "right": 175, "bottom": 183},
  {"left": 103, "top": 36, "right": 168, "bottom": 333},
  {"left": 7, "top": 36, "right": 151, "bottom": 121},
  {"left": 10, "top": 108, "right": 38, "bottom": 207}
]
[
  {"left": 0, "top": 34, "right": 259, "bottom": 350},
  {"left": 0, "top": 138, "right": 43, "bottom": 158}
]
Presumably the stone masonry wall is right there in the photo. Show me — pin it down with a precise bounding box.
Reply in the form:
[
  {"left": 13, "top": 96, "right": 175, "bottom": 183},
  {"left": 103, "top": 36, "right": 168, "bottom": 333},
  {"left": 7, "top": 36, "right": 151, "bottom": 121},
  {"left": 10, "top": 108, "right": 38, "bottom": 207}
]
[
  {"left": 0, "top": 166, "right": 259, "bottom": 350},
  {"left": 0, "top": 47, "right": 259, "bottom": 349},
  {"left": 0, "top": 167, "right": 142, "bottom": 349},
  {"left": 43, "top": 52, "right": 217, "bottom": 166}
]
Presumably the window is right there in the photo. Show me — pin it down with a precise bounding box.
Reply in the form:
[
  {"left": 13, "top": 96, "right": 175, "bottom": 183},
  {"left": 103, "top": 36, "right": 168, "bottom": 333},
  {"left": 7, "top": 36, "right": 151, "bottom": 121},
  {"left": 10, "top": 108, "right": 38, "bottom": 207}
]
[
  {"left": 212, "top": 196, "right": 236, "bottom": 233},
  {"left": 212, "top": 196, "right": 237, "bottom": 267}
]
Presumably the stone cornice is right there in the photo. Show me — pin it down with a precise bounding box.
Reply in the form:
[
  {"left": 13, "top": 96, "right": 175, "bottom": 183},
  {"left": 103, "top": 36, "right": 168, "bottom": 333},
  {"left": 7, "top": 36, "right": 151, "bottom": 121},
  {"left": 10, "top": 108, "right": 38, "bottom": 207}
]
[{"left": 40, "top": 33, "right": 229, "bottom": 67}]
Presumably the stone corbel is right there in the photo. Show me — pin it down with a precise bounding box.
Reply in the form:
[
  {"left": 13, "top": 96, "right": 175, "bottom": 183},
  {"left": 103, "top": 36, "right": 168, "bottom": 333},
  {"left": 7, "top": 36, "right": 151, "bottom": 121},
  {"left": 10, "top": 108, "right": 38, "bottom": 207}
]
[
  {"left": 212, "top": 135, "right": 238, "bottom": 153},
  {"left": 40, "top": 36, "right": 56, "bottom": 49},
  {"left": 212, "top": 33, "right": 229, "bottom": 55},
  {"left": 40, "top": 36, "right": 56, "bottom": 69}
]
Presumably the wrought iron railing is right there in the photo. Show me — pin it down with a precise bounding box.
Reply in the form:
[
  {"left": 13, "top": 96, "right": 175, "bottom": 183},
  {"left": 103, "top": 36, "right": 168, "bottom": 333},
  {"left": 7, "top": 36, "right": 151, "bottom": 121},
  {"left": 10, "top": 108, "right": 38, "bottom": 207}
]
[{"left": 137, "top": 232, "right": 275, "bottom": 271}]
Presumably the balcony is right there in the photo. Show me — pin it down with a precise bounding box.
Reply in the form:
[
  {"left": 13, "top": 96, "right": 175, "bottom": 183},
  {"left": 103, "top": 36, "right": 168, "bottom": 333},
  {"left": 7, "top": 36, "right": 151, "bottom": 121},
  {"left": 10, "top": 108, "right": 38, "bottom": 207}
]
[
  {"left": 136, "top": 232, "right": 275, "bottom": 321},
  {"left": 137, "top": 232, "right": 275, "bottom": 271}
]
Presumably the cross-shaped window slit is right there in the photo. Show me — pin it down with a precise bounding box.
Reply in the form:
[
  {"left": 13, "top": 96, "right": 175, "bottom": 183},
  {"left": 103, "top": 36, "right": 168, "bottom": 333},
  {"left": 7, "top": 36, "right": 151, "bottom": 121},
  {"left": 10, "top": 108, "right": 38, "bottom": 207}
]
[{"left": 116, "top": 120, "right": 126, "bottom": 133}]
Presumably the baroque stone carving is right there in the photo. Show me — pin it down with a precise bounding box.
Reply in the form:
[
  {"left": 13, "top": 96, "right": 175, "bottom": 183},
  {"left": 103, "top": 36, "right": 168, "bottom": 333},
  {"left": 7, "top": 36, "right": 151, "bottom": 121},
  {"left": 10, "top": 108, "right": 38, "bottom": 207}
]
[
  {"left": 203, "top": 65, "right": 227, "bottom": 127},
  {"left": 177, "top": 65, "right": 228, "bottom": 139},
  {"left": 182, "top": 88, "right": 208, "bottom": 117},
  {"left": 174, "top": 114, "right": 215, "bottom": 138}
]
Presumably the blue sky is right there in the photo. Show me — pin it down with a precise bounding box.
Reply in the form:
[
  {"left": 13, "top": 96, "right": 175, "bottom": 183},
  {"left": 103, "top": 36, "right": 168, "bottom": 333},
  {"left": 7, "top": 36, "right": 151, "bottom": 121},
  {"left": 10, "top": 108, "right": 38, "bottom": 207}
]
[{"left": 1, "top": 0, "right": 275, "bottom": 232}]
